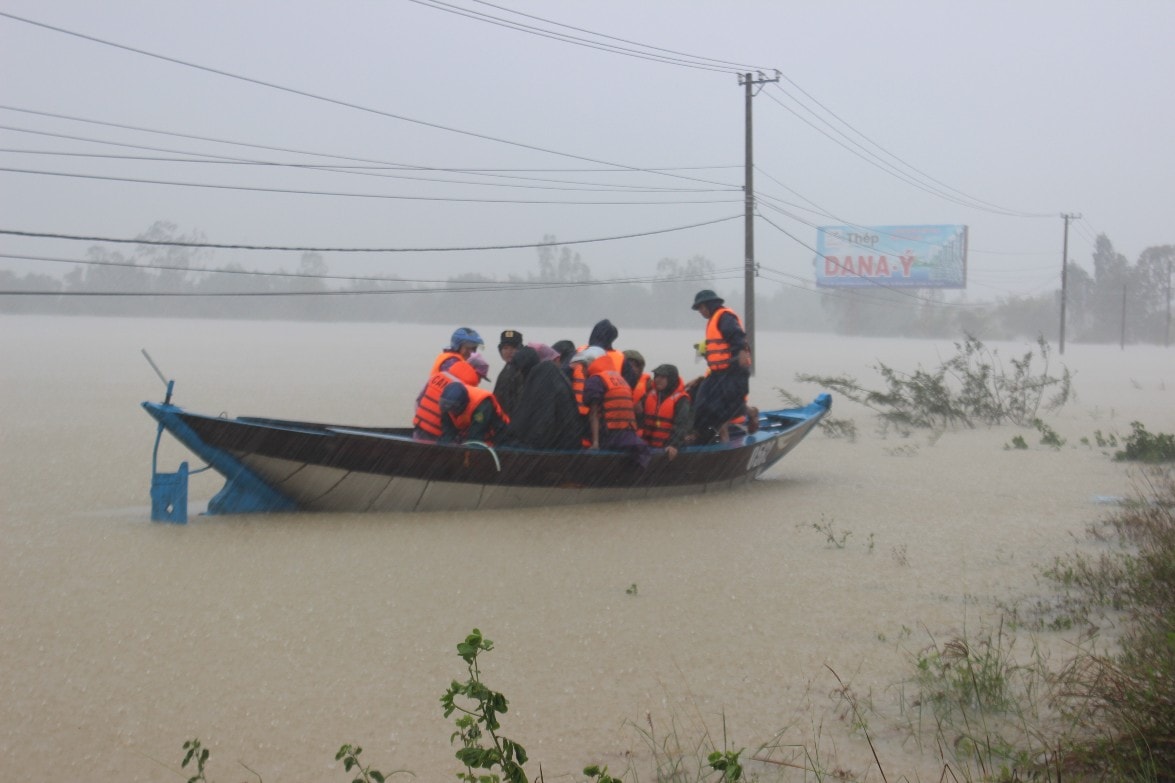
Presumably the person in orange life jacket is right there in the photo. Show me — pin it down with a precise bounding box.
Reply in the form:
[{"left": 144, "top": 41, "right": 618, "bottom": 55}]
[
  {"left": 637, "top": 364, "right": 693, "bottom": 460},
  {"left": 492, "top": 329, "right": 525, "bottom": 418},
  {"left": 578, "top": 348, "right": 650, "bottom": 468},
  {"left": 415, "top": 352, "right": 488, "bottom": 418},
  {"left": 497, "top": 345, "right": 582, "bottom": 451},
  {"left": 571, "top": 319, "right": 624, "bottom": 416},
  {"left": 430, "top": 327, "right": 484, "bottom": 375},
  {"left": 437, "top": 380, "right": 508, "bottom": 445},
  {"left": 622, "top": 349, "right": 650, "bottom": 404},
  {"left": 689, "top": 289, "right": 752, "bottom": 445},
  {"left": 413, "top": 358, "right": 481, "bottom": 441}
]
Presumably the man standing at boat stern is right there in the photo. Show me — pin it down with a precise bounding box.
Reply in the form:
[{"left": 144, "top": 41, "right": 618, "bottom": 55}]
[{"left": 690, "top": 289, "right": 751, "bottom": 444}]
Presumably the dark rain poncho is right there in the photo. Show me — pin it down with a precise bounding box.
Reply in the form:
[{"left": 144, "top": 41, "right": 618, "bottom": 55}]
[{"left": 497, "top": 346, "right": 584, "bottom": 450}]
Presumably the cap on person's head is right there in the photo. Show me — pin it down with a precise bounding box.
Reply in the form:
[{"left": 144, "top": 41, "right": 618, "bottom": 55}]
[
  {"left": 571, "top": 346, "right": 606, "bottom": 365},
  {"left": 467, "top": 352, "right": 492, "bottom": 382},
  {"left": 449, "top": 327, "right": 484, "bottom": 350},
  {"left": 439, "top": 381, "right": 470, "bottom": 414},
  {"left": 691, "top": 289, "right": 724, "bottom": 310},
  {"left": 652, "top": 363, "right": 677, "bottom": 377},
  {"left": 623, "top": 349, "right": 645, "bottom": 367},
  {"left": 498, "top": 329, "right": 523, "bottom": 349}
]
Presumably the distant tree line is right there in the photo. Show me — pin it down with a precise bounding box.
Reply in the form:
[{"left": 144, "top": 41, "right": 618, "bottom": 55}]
[{"left": 1, "top": 222, "right": 1171, "bottom": 345}]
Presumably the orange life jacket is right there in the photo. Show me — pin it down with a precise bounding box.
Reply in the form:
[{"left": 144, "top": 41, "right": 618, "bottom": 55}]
[
  {"left": 413, "top": 361, "right": 478, "bottom": 437},
  {"left": 640, "top": 386, "right": 688, "bottom": 447},
  {"left": 704, "top": 306, "right": 745, "bottom": 372},
  {"left": 571, "top": 347, "right": 623, "bottom": 415},
  {"left": 630, "top": 372, "right": 651, "bottom": 404},
  {"left": 447, "top": 385, "right": 508, "bottom": 444},
  {"left": 587, "top": 355, "right": 637, "bottom": 431},
  {"left": 430, "top": 350, "right": 464, "bottom": 375}
]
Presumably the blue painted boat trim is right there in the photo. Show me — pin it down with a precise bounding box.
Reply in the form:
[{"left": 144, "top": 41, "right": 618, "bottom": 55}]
[{"left": 143, "top": 401, "right": 298, "bottom": 516}]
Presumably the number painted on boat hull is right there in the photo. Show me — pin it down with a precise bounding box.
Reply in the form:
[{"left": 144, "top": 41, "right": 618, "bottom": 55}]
[{"left": 747, "top": 440, "right": 776, "bottom": 470}]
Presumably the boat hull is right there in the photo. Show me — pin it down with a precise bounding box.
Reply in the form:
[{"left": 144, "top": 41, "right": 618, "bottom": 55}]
[{"left": 142, "top": 394, "right": 830, "bottom": 514}]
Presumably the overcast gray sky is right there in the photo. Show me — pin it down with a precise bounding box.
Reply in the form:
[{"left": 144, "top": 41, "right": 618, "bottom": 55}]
[{"left": 1, "top": 1, "right": 1172, "bottom": 302}]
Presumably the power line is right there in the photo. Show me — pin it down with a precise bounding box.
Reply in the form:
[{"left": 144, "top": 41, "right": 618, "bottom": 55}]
[
  {"left": 0, "top": 269, "right": 744, "bottom": 298},
  {"left": 467, "top": 0, "right": 769, "bottom": 72},
  {"left": 0, "top": 166, "right": 744, "bottom": 206},
  {"left": 0, "top": 106, "right": 741, "bottom": 190},
  {"left": 407, "top": 0, "right": 762, "bottom": 74},
  {"left": 762, "top": 88, "right": 1049, "bottom": 218},
  {"left": 0, "top": 146, "right": 736, "bottom": 194},
  {"left": 0, "top": 214, "right": 742, "bottom": 253},
  {"left": 0, "top": 12, "right": 736, "bottom": 188},
  {"left": 0, "top": 249, "right": 744, "bottom": 287},
  {"left": 766, "top": 82, "right": 1052, "bottom": 219}
]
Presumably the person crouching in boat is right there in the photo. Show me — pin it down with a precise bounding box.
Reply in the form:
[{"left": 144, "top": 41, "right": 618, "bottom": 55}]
[
  {"left": 413, "top": 358, "right": 481, "bottom": 442},
  {"left": 497, "top": 344, "right": 582, "bottom": 451},
  {"left": 436, "top": 380, "right": 508, "bottom": 445},
  {"left": 577, "top": 347, "right": 650, "bottom": 469},
  {"left": 637, "top": 364, "right": 693, "bottom": 461}
]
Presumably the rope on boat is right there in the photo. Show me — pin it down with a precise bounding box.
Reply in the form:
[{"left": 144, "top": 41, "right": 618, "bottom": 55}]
[{"left": 465, "top": 441, "right": 501, "bottom": 472}]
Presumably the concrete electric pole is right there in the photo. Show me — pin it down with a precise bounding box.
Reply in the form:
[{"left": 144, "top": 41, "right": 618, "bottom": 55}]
[{"left": 739, "top": 70, "right": 780, "bottom": 373}]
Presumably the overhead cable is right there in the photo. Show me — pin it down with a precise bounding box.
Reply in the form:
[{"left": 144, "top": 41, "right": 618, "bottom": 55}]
[
  {"left": 766, "top": 82, "right": 1052, "bottom": 219},
  {"left": 0, "top": 166, "right": 743, "bottom": 205},
  {"left": 0, "top": 214, "right": 742, "bottom": 253},
  {"left": 409, "top": 0, "right": 766, "bottom": 74},
  {"left": 0, "top": 106, "right": 740, "bottom": 190},
  {"left": 0, "top": 12, "right": 735, "bottom": 188}
]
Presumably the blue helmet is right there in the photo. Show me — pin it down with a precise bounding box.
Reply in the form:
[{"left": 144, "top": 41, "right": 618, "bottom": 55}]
[
  {"left": 439, "top": 381, "right": 470, "bottom": 414},
  {"left": 449, "top": 327, "right": 484, "bottom": 351}
]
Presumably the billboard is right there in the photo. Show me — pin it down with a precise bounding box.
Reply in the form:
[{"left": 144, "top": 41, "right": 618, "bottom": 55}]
[{"left": 815, "top": 224, "right": 968, "bottom": 288}]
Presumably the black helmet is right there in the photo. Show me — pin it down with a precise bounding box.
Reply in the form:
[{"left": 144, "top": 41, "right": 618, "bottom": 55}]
[{"left": 692, "top": 289, "right": 723, "bottom": 310}]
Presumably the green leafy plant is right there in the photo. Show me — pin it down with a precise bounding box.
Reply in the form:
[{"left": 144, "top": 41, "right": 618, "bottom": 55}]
[
  {"left": 706, "top": 748, "right": 745, "bottom": 782},
  {"left": 913, "top": 626, "right": 1015, "bottom": 714},
  {"left": 336, "top": 744, "right": 406, "bottom": 783},
  {"left": 583, "top": 764, "right": 624, "bottom": 783},
  {"left": 1032, "top": 418, "right": 1065, "bottom": 448},
  {"left": 797, "top": 335, "right": 1072, "bottom": 433},
  {"left": 1114, "top": 422, "right": 1175, "bottom": 463},
  {"left": 181, "top": 739, "right": 209, "bottom": 783},
  {"left": 440, "top": 629, "right": 529, "bottom": 783},
  {"left": 1093, "top": 429, "right": 1119, "bottom": 449}
]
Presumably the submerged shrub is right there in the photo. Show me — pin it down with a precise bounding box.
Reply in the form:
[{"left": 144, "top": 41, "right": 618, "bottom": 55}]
[
  {"left": 798, "top": 335, "right": 1072, "bottom": 433},
  {"left": 1114, "top": 422, "right": 1175, "bottom": 463}
]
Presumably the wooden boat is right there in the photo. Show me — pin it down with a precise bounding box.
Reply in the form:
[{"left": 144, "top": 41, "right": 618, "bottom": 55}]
[{"left": 142, "top": 387, "right": 830, "bottom": 519}]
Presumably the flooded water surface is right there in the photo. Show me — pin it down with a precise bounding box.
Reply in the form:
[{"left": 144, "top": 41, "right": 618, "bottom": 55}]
[{"left": 2, "top": 315, "right": 1171, "bottom": 781}]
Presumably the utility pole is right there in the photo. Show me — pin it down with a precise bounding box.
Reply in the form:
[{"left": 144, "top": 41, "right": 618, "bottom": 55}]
[
  {"left": 1059, "top": 212, "right": 1080, "bottom": 355},
  {"left": 1166, "top": 255, "right": 1172, "bottom": 348},
  {"left": 739, "top": 70, "right": 780, "bottom": 373}
]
